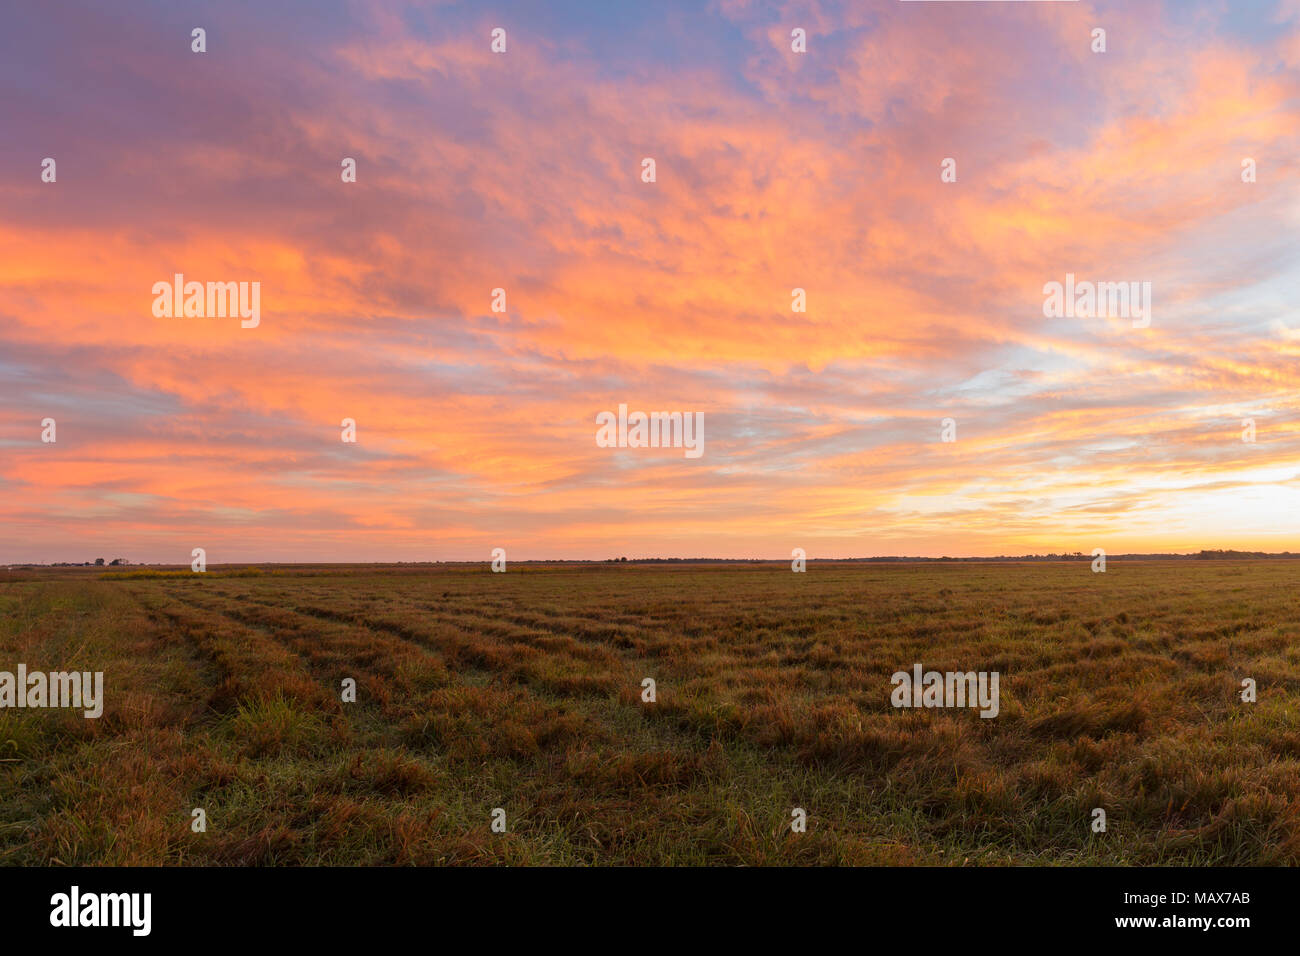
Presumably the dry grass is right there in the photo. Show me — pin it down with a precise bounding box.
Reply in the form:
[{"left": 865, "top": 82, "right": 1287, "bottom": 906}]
[{"left": 2, "top": 560, "right": 1298, "bottom": 865}]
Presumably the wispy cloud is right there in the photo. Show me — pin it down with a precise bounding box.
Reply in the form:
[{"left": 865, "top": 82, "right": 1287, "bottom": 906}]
[{"left": 2, "top": 0, "right": 1298, "bottom": 560}]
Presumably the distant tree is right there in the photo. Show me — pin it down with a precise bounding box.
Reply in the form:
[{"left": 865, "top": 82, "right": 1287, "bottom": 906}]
[
  {"left": 94, "top": 558, "right": 105, "bottom": 566},
  {"left": 109, "top": 558, "right": 127, "bottom": 566}
]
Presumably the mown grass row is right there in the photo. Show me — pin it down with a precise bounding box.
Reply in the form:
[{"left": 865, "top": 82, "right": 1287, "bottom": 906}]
[{"left": 2, "top": 561, "right": 1299, "bottom": 864}]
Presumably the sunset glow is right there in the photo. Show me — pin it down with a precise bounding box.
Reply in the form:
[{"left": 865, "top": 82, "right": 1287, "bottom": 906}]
[{"left": 3, "top": 0, "right": 1299, "bottom": 562}]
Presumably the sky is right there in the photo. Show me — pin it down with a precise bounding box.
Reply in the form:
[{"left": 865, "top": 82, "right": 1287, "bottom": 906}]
[{"left": 1, "top": 0, "right": 1299, "bottom": 563}]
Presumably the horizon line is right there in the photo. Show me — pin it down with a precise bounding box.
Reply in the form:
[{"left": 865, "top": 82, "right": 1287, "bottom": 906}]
[{"left": 9, "top": 549, "right": 1300, "bottom": 568}]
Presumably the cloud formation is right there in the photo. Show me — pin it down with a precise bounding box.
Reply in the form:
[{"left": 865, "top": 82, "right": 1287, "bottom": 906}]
[{"left": 2, "top": 0, "right": 1298, "bottom": 561}]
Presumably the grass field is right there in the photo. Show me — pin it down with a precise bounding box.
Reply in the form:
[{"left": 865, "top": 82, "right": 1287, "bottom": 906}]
[{"left": 2, "top": 561, "right": 1298, "bottom": 866}]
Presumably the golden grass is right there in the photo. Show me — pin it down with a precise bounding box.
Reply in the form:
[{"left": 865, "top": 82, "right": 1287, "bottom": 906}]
[{"left": 2, "top": 560, "right": 1298, "bottom": 865}]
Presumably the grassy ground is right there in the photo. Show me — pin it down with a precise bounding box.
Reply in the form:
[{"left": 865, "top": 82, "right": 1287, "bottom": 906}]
[{"left": 1, "top": 560, "right": 1297, "bottom": 865}]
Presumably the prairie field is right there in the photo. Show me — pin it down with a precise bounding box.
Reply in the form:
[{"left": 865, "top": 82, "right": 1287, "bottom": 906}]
[{"left": 1, "top": 560, "right": 1298, "bottom": 866}]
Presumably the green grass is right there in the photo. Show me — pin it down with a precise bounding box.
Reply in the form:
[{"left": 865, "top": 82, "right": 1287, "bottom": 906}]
[{"left": 2, "top": 560, "right": 1298, "bottom": 865}]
